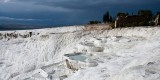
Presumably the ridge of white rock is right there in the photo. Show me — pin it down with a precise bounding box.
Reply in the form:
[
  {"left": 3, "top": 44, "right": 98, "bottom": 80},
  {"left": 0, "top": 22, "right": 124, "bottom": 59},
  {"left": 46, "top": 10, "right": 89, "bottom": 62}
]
[{"left": 0, "top": 26, "right": 160, "bottom": 80}]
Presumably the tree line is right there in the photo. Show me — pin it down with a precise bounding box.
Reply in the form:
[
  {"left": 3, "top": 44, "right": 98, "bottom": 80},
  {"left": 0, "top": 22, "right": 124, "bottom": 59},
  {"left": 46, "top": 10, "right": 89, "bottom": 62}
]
[
  {"left": 88, "top": 10, "right": 160, "bottom": 27},
  {"left": 88, "top": 11, "right": 113, "bottom": 24}
]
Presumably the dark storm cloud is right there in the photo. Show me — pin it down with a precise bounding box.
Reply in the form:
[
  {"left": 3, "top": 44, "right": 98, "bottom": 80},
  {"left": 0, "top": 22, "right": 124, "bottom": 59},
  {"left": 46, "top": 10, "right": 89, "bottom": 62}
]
[
  {"left": 14, "top": 0, "right": 159, "bottom": 10},
  {"left": 0, "top": 0, "right": 160, "bottom": 26}
]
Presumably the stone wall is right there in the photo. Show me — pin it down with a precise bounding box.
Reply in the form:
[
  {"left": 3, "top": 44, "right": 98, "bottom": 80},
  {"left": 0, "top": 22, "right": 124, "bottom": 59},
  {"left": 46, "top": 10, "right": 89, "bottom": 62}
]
[{"left": 115, "top": 15, "right": 147, "bottom": 28}]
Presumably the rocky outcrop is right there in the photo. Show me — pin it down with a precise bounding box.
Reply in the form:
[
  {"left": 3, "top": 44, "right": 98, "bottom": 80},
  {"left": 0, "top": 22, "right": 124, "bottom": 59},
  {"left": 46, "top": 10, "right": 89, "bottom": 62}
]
[
  {"left": 0, "top": 32, "right": 33, "bottom": 40},
  {"left": 155, "top": 14, "right": 160, "bottom": 25},
  {"left": 85, "top": 24, "right": 112, "bottom": 31},
  {"left": 65, "top": 59, "right": 78, "bottom": 72}
]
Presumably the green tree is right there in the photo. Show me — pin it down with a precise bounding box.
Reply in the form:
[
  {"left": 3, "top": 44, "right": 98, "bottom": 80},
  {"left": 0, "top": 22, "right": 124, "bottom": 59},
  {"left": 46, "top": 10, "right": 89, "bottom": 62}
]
[
  {"left": 103, "top": 12, "right": 110, "bottom": 23},
  {"left": 138, "top": 10, "right": 152, "bottom": 21},
  {"left": 109, "top": 16, "right": 112, "bottom": 22},
  {"left": 117, "top": 12, "right": 128, "bottom": 17},
  {"left": 88, "top": 21, "right": 101, "bottom": 24},
  {"left": 156, "top": 12, "right": 160, "bottom": 15}
]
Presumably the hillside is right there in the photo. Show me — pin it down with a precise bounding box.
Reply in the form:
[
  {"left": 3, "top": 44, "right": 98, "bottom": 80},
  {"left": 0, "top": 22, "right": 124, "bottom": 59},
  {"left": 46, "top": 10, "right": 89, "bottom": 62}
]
[{"left": 0, "top": 26, "right": 160, "bottom": 80}]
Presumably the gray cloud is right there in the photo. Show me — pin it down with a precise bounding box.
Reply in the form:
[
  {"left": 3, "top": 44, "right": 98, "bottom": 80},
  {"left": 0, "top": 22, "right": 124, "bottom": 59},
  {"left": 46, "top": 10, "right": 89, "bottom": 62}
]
[
  {"left": 0, "top": 16, "right": 42, "bottom": 21},
  {"left": 0, "top": 0, "right": 11, "bottom": 3},
  {"left": 4, "top": 0, "right": 158, "bottom": 10},
  {"left": 0, "top": 0, "right": 160, "bottom": 26}
]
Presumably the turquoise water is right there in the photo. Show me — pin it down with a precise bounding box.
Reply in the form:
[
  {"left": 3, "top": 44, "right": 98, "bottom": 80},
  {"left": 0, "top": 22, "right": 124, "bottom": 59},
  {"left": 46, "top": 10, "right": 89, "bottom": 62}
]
[
  {"left": 65, "top": 53, "right": 87, "bottom": 62},
  {"left": 69, "top": 54, "right": 87, "bottom": 62}
]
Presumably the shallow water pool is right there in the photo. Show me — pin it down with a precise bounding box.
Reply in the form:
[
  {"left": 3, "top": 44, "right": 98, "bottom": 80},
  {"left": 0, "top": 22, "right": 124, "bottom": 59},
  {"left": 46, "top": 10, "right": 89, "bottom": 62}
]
[{"left": 64, "top": 53, "right": 87, "bottom": 62}]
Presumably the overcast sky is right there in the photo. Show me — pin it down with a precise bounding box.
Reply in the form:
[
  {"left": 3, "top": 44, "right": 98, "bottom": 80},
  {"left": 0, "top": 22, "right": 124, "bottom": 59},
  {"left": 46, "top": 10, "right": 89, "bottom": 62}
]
[{"left": 0, "top": 0, "right": 160, "bottom": 26}]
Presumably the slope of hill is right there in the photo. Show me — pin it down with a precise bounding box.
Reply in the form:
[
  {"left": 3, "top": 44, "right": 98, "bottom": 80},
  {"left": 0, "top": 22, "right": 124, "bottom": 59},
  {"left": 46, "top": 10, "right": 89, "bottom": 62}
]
[{"left": 0, "top": 26, "right": 160, "bottom": 80}]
